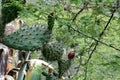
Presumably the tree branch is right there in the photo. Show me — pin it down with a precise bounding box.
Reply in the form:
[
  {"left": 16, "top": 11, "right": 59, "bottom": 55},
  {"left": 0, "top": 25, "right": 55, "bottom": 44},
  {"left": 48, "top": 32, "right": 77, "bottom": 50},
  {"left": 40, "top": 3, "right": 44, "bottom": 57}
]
[
  {"left": 72, "top": 0, "right": 91, "bottom": 22},
  {"left": 70, "top": 26, "right": 120, "bottom": 51}
]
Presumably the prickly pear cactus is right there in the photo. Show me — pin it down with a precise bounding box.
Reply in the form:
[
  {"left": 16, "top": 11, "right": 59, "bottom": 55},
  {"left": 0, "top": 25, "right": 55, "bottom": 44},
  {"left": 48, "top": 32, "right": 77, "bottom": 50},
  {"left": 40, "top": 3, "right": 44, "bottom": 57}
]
[
  {"left": 42, "top": 41, "right": 63, "bottom": 61},
  {"left": 3, "top": 24, "right": 50, "bottom": 51},
  {"left": 47, "top": 12, "right": 55, "bottom": 31},
  {"left": 58, "top": 59, "right": 71, "bottom": 78},
  {"left": 42, "top": 72, "right": 56, "bottom": 80}
]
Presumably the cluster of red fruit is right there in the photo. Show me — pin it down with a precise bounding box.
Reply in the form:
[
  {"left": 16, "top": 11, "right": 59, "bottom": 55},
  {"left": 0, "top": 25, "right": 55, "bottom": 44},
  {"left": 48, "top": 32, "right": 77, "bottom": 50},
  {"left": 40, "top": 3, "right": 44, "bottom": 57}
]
[{"left": 68, "top": 51, "right": 75, "bottom": 59}]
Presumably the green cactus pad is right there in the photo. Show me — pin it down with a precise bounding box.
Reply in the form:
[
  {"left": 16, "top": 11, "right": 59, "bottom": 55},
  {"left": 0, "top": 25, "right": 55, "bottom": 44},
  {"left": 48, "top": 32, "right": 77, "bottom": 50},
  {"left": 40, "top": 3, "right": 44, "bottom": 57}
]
[
  {"left": 42, "top": 41, "right": 63, "bottom": 61},
  {"left": 58, "top": 59, "right": 71, "bottom": 78},
  {"left": 3, "top": 24, "right": 50, "bottom": 51},
  {"left": 47, "top": 12, "right": 55, "bottom": 31},
  {"left": 42, "top": 72, "right": 56, "bottom": 80}
]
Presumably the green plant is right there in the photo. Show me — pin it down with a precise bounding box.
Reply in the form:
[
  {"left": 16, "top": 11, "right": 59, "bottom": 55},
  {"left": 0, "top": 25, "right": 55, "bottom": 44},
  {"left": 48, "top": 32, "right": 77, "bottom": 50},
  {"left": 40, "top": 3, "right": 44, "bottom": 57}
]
[
  {"left": 3, "top": 24, "right": 49, "bottom": 51},
  {"left": 42, "top": 41, "right": 63, "bottom": 61}
]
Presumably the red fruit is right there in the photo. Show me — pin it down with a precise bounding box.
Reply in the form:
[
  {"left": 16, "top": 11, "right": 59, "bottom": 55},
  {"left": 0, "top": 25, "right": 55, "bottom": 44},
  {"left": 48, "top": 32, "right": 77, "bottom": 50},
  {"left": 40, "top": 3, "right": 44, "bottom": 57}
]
[{"left": 68, "top": 51, "right": 75, "bottom": 59}]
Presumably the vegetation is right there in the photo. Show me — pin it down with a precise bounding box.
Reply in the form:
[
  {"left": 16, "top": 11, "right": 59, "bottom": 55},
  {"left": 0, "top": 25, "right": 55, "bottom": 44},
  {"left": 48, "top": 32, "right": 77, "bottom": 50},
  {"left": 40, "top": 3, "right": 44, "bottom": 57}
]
[{"left": 0, "top": 0, "right": 120, "bottom": 80}]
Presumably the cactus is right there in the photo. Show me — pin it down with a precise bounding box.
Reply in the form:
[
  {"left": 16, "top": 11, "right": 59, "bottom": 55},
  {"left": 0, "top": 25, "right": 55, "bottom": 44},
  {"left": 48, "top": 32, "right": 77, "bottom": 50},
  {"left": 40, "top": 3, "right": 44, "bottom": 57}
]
[
  {"left": 42, "top": 41, "right": 63, "bottom": 61},
  {"left": 58, "top": 51, "right": 75, "bottom": 78},
  {"left": 58, "top": 59, "right": 71, "bottom": 78},
  {"left": 2, "top": 24, "right": 51, "bottom": 51},
  {"left": 42, "top": 72, "right": 56, "bottom": 80},
  {"left": 47, "top": 12, "right": 55, "bottom": 31},
  {"left": 1, "top": 0, "right": 55, "bottom": 51},
  {"left": 1, "top": 10, "right": 55, "bottom": 51}
]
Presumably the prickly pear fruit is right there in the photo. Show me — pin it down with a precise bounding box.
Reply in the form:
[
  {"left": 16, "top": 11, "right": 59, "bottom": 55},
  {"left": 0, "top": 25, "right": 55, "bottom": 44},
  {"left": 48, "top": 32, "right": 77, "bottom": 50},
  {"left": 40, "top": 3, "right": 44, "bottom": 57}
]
[{"left": 68, "top": 51, "right": 75, "bottom": 59}]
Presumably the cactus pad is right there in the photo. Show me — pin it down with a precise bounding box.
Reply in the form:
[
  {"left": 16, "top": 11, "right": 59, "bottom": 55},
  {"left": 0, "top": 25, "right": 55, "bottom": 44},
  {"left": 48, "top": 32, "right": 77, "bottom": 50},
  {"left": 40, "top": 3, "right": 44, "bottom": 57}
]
[
  {"left": 58, "top": 59, "right": 71, "bottom": 78},
  {"left": 47, "top": 12, "right": 55, "bottom": 31},
  {"left": 42, "top": 41, "right": 63, "bottom": 61},
  {"left": 3, "top": 24, "right": 50, "bottom": 51}
]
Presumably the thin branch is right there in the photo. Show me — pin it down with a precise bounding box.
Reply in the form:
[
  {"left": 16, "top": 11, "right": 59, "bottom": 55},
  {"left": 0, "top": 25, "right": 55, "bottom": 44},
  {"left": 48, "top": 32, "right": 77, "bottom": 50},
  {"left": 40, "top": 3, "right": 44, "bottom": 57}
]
[
  {"left": 72, "top": 0, "right": 91, "bottom": 22},
  {"left": 70, "top": 26, "right": 120, "bottom": 51},
  {"left": 99, "top": 10, "right": 116, "bottom": 37},
  {"left": 83, "top": 65, "right": 88, "bottom": 80},
  {"left": 72, "top": 7, "right": 85, "bottom": 22},
  {"left": 75, "top": 42, "right": 94, "bottom": 73}
]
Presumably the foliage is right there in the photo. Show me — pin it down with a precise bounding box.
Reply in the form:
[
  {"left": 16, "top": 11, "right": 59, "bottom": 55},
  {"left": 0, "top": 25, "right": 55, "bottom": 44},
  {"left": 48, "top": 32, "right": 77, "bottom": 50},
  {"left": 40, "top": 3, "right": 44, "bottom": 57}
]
[
  {"left": 1, "top": 0, "right": 24, "bottom": 24},
  {"left": 1, "top": 0, "right": 120, "bottom": 80},
  {"left": 0, "top": 0, "right": 24, "bottom": 37}
]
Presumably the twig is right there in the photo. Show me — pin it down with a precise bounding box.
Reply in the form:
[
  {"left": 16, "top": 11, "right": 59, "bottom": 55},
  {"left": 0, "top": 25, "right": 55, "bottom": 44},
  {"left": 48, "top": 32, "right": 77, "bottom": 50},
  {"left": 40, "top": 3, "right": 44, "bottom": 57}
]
[
  {"left": 72, "top": 0, "right": 91, "bottom": 22},
  {"left": 72, "top": 7, "right": 85, "bottom": 22},
  {"left": 83, "top": 65, "right": 88, "bottom": 80},
  {"left": 99, "top": 11, "right": 116, "bottom": 37},
  {"left": 75, "top": 43, "right": 94, "bottom": 73},
  {"left": 70, "top": 26, "right": 120, "bottom": 51}
]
